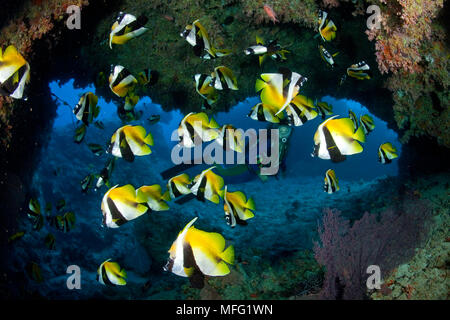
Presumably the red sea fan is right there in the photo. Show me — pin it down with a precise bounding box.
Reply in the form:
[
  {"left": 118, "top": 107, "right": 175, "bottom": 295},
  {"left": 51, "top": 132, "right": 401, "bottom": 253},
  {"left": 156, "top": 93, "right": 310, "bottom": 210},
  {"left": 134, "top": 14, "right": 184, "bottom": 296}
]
[{"left": 313, "top": 195, "right": 432, "bottom": 300}]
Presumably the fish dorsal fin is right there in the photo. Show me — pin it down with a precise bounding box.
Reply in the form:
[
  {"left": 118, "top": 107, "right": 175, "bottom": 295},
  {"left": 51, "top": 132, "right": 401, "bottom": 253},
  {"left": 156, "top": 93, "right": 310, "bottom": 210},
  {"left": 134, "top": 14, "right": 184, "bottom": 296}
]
[{"left": 256, "top": 35, "right": 264, "bottom": 45}]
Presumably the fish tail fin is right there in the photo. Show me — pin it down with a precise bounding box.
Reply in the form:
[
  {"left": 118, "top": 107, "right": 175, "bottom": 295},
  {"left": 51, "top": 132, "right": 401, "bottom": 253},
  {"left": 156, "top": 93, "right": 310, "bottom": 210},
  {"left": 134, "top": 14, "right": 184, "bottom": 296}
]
[
  {"left": 255, "top": 79, "right": 266, "bottom": 92},
  {"left": 220, "top": 245, "right": 235, "bottom": 265},
  {"left": 161, "top": 190, "right": 171, "bottom": 201},
  {"left": 246, "top": 197, "right": 256, "bottom": 211},
  {"left": 144, "top": 133, "right": 154, "bottom": 146},
  {"left": 209, "top": 116, "right": 220, "bottom": 129},
  {"left": 352, "top": 126, "right": 366, "bottom": 143},
  {"left": 258, "top": 54, "right": 267, "bottom": 66},
  {"left": 214, "top": 48, "right": 232, "bottom": 57}
]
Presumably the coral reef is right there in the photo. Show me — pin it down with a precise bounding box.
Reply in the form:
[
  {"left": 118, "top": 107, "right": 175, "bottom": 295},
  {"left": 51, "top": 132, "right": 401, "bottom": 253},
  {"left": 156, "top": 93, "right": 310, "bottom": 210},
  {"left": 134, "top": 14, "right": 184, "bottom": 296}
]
[
  {"left": 370, "top": 173, "right": 450, "bottom": 300},
  {"left": 314, "top": 196, "right": 432, "bottom": 299}
]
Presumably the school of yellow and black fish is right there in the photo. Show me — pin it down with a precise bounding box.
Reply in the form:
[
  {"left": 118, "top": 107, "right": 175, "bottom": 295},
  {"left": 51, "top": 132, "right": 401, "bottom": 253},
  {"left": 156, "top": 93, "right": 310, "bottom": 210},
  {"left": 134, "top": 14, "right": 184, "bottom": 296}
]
[{"left": 1, "top": 9, "right": 399, "bottom": 289}]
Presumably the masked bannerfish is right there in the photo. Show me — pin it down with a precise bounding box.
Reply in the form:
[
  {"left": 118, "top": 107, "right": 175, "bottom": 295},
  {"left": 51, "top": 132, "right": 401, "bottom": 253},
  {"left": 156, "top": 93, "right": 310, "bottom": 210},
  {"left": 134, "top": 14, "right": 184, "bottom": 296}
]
[
  {"left": 360, "top": 114, "right": 375, "bottom": 135},
  {"left": 108, "top": 125, "right": 154, "bottom": 162},
  {"left": 189, "top": 167, "right": 224, "bottom": 204},
  {"left": 210, "top": 66, "right": 238, "bottom": 91},
  {"left": 164, "top": 217, "right": 234, "bottom": 288},
  {"left": 177, "top": 112, "right": 220, "bottom": 148},
  {"left": 324, "top": 169, "right": 339, "bottom": 194},
  {"left": 74, "top": 124, "right": 87, "bottom": 144},
  {"left": 348, "top": 109, "right": 358, "bottom": 130},
  {"left": 255, "top": 70, "right": 308, "bottom": 115},
  {"left": 47, "top": 211, "right": 76, "bottom": 233},
  {"left": 109, "top": 65, "right": 138, "bottom": 97},
  {"left": 167, "top": 173, "right": 192, "bottom": 199},
  {"left": 318, "top": 10, "right": 337, "bottom": 42},
  {"left": 315, "top": 100, "right": 333, "bottom": 119},
  {"left": 347, "top": 61, "right": 371, "bottom": 80},
  {"left": 285, "top": 94, "right": 318, "bottom": 126},
  {"left": 0, "top": 45, "right": 30, "bottom": 99},
  {"left": 216, "top": 124, "right": 244, "bottom": 153},
  {"left": 101, "top": 184, "right": 149, "bottom": 228},
  {"left": 378, "top": 143, "right": 398, "bottom": 164},
  {"left": 248, "top": 102, "right": 284, "bottom": 123},
  {"left": 96, "top": 157, "right": 116, "bottom": 190},
  {"left": 136, "top": 185, "right": 170, "bottom": 211},
  {"left": 318, "top": 45, "right": 338, "bottom": 67},
  {"left": 223, "top": 186, "right": 255, "bottom": 227},
  {"left": 180, "top": 19, "right": 231, "bottom": 59},
  {"left": 97, "top": 259, "right": 127, "bottom": 286},
  {"left": 313, "top": 115, "right": 366, "bottom": 162},
  {"left": 73, "top": 92, "right": 99, "bottom": 126},
  {"left": 194, "top": 74, "right": 219, "bottom": 107},
  {"left": 244, "top": 36, "right": 289, "bottom": 66},
  {"left": 123, "top": 93, "right": 139, "bottom": 111},
  {"left": 137, "top": 68, "right": 159, "bottom": 86},
  {"left": 81, "top": 173, "right": 95, "bottom": 193},
  {"left": 109, "top": 12, "right": 148, "bottom": 49}
]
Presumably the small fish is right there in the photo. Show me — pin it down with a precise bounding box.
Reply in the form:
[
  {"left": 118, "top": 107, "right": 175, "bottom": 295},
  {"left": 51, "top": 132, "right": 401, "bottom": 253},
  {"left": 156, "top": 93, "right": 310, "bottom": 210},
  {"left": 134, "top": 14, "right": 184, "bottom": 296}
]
[
  {"left": 178, "top": 112, "right": 220, "bottom": 148},
  {"left": 189, "top": 167, "right": 225, "bottom": 204},
  {"left": 44, "top": 233, "right": 56, "bottom": 250},
  {"left": 324, "top": 169, "right": 339, "bottom": 194},
  {"left": 147, "top": 114, "right": 160, "bottom": 125},
  {"left": 94, "top": 120, "right": 105, "bottom": 130},
  {"left": 96, "top": 157, "right": 116, "bottom": 189},
  {"left": 244, "top": 37, "right": 289, "bottom": 66},
  {"left": 109, "top": 65, "right": 138, "bottom": 97},
  {"left": 74, "top": 124, "right": 87, "bottom": 144},
  {"left": 284, "top": 95, "right": 318, "bottom": 127},
  {"left": 123, "top": 93, "right": 139, "bottom": 111},
  {"left": 312, "top": 115, "right": 366, "bottom": 162},
  {"left": 164, "top": 217, "right": 234, "bottom": 288},
  {"left": 180, "top": 20, "right": 231, "bottom": 59},
  {"left": 194, "top": 74, "right": 219, "bottom": 107},
  {"left": 97, "top": 259, "right": 127, "bottom": 286},
  {"left": 137, "top": 69, "right": 159, "bottom": 86},
  {"left": 81, "top": 173, "right": 95, "bottom": 193},
  {"left": 318, "top": 45, "right": 338, "bottom": 67},
  {"left": 108, "top": 125, "right": 154, "bottom": 162},
  {"left": 318, "top": 11, "right": 337, "bottom": 42},
  {"left": 360, "top": 114, "right": 375, "bottom": 135},
  {"left": 255, "top": 70, "right": 308, "bottom": 114},
  {"left": 101, "top": 184, "right": 149, "bottom": 228},
  {"left": 315, "top": 100, "right": 333, "bottom": 119},
  {"left": 248, "top": 103, "right": 284, "bottom": 124},
  {"left": 109, "top": 12, "right": 148, "bottom": 49},
  {"left": 378, "top": 143, "right": 398, "bottom": 164},
  {"left": 87, "top": 143, "right": 104, "bottom": 156},
  {"left": 8, "top": 231, "right": 25, "bottom": 243},
  {"left": 348, "top": 109, "right": 358, "bottom": 130},
  {"left": 263, "top": 4, "right": 279, "bottom": 23},
  {"left": 347, "top": 61, "right": 371, "bottom": 80},
  {"left": 28, "top": 198, "right": 44, "bottom": 231},
  {"left": 47, "top": 212, "right": 75, "bottom": 233},
  {"left": 26, "top": 262, "right": 43, "bottom": 283},
  {"left": 0, "top": 45, "right": 31, "bottom": 99},
  {"left": 167, "top": 173, "right": 192, "bottom": 199},
  {"left": 56, "top": 199, "right": 66, "bottom": 212},
  {"left": 223, "top": 186, "right": 255, "bottom": 227},
  {"left": 136, "top": 185, "right": 171, "bottom": 211},
  {"left": 73, "top": 92, "right": 100, "bottom": 126},
  {"left": 216, "top": 124, "right": 244, "bottom": 153},
  {"left": 210, "top": 66, "right": 238, "bottom": 91}
]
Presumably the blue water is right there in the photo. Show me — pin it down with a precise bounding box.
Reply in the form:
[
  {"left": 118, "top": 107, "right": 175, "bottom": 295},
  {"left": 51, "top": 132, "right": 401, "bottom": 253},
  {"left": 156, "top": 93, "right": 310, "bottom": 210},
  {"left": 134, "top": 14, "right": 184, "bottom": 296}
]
[
  {"left": 50, "top": 80, "right": 400, "bottom": 182},
  {"left": 16, "top": 79, "right": 403, "bottom": 299}
]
